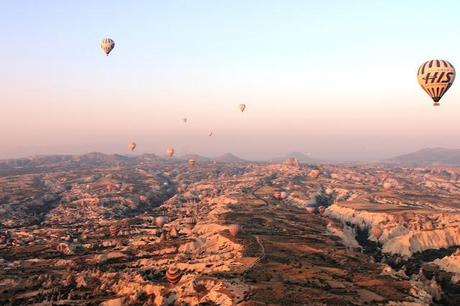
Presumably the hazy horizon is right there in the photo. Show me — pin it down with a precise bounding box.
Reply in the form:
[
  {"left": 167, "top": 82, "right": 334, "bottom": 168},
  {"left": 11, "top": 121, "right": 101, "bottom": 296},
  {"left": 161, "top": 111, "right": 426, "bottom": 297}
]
[
  {"left": 3, "top": 146, "right": 460, "bottom": 164},
  {"left": 3, "top": 1, "right": 460, "bottom": 161}
]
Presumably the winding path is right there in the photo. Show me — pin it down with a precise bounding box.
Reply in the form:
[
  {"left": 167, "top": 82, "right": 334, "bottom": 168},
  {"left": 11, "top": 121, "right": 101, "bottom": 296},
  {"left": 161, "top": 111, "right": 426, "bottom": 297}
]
[{"left": 240, "top": 185, "right": 269, "bottom": 273}]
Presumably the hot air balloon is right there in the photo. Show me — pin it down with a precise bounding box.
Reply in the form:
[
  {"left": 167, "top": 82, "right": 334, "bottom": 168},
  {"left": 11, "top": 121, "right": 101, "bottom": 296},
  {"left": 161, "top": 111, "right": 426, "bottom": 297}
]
[
  {"left": 159, "top": 230, "right": 166, "bottom": 242},
  {"left": 183, "top": 118, "right": 188, "bottom": 123},
  {"left": 371, "top": 225, "right": 383, "bottom": 240},
  {"left": 188, "top": 159, "right": 196, "bottom": 167},
  {"left": 166, "top": 266, "right": 182, "bottom": 285},
  {"left": 317, "top": 206, "right": 326, "bottom": 214},
  {"left": 166, "top": 147, "right": 175, "bottom": 158},
  {"left": 109, "top": 224, "right": 120, "bottom": 237},
  {"left": 239, "top": 104, "right": 246, "bottom": 112},
  {"left": 169, "top": 226, "right": 178, "bottom": 238},
  {"left": 417, "top": 59, "right": 455, "bottom": 106},
  {"left": 305, "top": 205, "right": 317, "bottom": 214},
  {"left": 228, "top": 224, "right": 240, "bottom": 237},
  {"left": 383, "top": 182, "right": 392, "bottom": 190},
  {"left": 273, "top": 192, "right": 282, "bottom": 200},
  {"left": 208, "top": 131, "right": 213, "bottom": 137},
  {"left": 155, "top": 216, "right": 167, "bottom": 228},
  {"left": 128, "top": 142, "right": 136, "bottom": 151},
  {"left": 100, "top": 38, "right": 115, "bottom": 56},
  {"left": 184, "top": 217, "right": 196, "bottom": 230}
]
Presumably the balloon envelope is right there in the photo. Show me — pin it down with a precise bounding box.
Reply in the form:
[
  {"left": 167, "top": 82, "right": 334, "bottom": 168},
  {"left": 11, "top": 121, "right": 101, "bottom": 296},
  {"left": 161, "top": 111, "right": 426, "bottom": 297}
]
[
  {"left": 185, "top": 217, "right": 196, "bottom": 229},
  {"left": 166, "top": 266, "right": 182, "bottom": 285},
  {"left": 239, "top": 104, "right": 246, "bottom": 112},
  {"left": 166, "top": 148, "right": 175, "bottom": 157},
  {"left": 100, "top": 38, "right": 115, "bottom": 55},
  {"left": 228, "top": 224, "right": 240, "bottom": 237},
  {"left": 273, "top": 192, "right": 282, "bottom": 200},
  {"left": 417, "top": 59, "right": 455, "bottom": 106},
  {"left": 155, "top": 216, "right": 167, "bottom": 227},
  {"left": 128, "top": 142, "right": 136, "bottom": 151}
]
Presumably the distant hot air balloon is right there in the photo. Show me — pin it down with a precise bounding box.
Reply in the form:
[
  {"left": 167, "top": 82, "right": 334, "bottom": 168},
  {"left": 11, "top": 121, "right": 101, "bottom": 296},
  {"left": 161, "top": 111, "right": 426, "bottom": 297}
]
[
  {"left": 305, "top": 205, "right": 316, "bottom": 214},
  {"left": 417, "top": 59, "right": 455, "bottom": 106},
  {"left": 183, "top": 118, "right": 188, "bottom": 123},
  {"left": 185, "top": 217, "right": 196, "bottom": 230},
  {"left": 188, "top": 159, "right": 196, "bottom": 167},
  {"left": 371, "top": 225, "right": 383, "bottom": 239},
  {"left": 128, "top": 142, "right": 136, "bottom": 151},
  {"left": 228, "top": 224, "right": 240, "bottom": 237},
  {"left": 166, "top": 147, "right": 175, "bottom": 158},
  {"left": 109, "top": 224, "right": 120, "bottom": 237},
  {"left": 273, "top": 192, "right": 282, "bottom": 200},
  {"left": 159, "top": 230, "right": 166, "bottom": 242},
  {"left": 100, "top": 38, "right": 115, "bottom": 56},
  {"left": 317, "top": 206, "right": 326, "bottom": 214},
  {"left": 208, "top": 131, "right": 213, "bottom": 137},
  {"left": 239, "top": 104, "right": 246, "bottom": 112},
  {"left": 155, "top": 216, "right": 167, "bottom": 228},
  {"left": 166, "top": 266, "right": 182, "bottom": 285},
  {"left": 169, "top": 226, "right": 178, "bottom": 238}
]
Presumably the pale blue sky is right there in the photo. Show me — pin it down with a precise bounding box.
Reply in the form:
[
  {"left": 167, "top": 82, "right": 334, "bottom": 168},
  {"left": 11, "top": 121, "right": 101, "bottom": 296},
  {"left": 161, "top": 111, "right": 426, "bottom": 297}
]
[{"left": 1, "top": 1, "right": 460, "bottom": 160}]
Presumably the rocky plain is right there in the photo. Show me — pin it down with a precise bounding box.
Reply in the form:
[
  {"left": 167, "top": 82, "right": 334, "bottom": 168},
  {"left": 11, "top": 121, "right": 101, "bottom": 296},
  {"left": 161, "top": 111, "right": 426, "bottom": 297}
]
[{"left": 1, "top": 153, "right": 460, "bottom": 305}]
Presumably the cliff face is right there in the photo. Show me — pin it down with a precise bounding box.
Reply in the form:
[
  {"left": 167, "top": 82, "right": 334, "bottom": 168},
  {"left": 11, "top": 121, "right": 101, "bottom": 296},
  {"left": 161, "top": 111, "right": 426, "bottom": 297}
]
[
  {"left": 325, "top": 204, "right": 460, "bottom": 257},
  {"left": 432, "top": 249, "right": 460, "bottom": 281},
  {"left": 382, "top": 228, "right": 460, "bottom": 257}
]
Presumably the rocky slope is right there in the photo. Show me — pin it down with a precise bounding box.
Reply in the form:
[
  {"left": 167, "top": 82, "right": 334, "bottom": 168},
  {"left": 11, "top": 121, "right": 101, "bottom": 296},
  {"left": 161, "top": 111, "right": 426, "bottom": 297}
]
[{"left": 325, "top": 204, "right": 460, "bottom": 257}]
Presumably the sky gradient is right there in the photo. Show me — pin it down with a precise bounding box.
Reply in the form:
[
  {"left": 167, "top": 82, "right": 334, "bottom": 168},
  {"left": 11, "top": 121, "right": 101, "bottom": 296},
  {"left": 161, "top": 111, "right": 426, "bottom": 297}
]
[{"left": 2, "top": 1, "right": 460, "bottom": 161}]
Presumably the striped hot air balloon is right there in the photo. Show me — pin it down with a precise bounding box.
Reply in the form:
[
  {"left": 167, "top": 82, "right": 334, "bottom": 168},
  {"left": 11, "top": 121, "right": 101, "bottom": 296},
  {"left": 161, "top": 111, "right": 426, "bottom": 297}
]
[
  {"left": 100, "top": 38, "right": 115, "bottom": 56},
  {"left": 166, "top": 266, "right": 182, "bottom": 285},
  {"left": 417, "top": 59, "right": 455, "bottom": 106},
  {"left": 109, "top": 224, "right": 120, "bottom": 237},
  {"left": 184, "top": 216, "right": 196, "bottom": 229}
]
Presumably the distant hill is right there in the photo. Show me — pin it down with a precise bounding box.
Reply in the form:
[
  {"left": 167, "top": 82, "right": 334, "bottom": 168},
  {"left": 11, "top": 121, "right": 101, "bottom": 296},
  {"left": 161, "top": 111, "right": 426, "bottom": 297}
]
[
  {"left": 0, "top": 152, "right": 139, "bottom": 175},
  {"left": 138, "top": 153, "right": 163, "bottom": 161},
  {"left": 213, "top": 153, "right": 246, "bottom": 163},
  {"left": 179, "top": 154, "right": 210, "bottom": 162},
  {"left": 271, "top": 152, "right": 323, "bottom": 164},
  {"left": 387, "top": 148, "right": 460, "bottom": 166},
  {"left": 76, "top": 152, "right": 131, "bottom": 163}
]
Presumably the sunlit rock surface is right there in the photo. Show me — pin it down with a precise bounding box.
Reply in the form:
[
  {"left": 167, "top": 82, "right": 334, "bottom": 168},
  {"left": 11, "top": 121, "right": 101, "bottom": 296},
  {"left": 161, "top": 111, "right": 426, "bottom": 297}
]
[{"left": 1, "top": 154, "right": 460, "bottom": 304}]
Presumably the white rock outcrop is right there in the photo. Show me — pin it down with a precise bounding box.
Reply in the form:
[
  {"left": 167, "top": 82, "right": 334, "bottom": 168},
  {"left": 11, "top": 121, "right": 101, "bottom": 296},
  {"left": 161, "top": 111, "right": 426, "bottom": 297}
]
[{"left": 325, "top": 204, "right": 460, "bottom": 257}]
